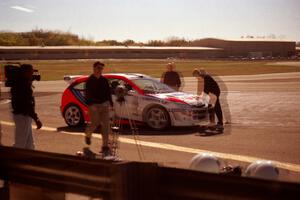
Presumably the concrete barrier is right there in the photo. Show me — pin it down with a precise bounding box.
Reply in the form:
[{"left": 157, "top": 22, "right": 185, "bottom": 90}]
[{"left": 0, "top": 46, "right": 225, "bottom": 60}]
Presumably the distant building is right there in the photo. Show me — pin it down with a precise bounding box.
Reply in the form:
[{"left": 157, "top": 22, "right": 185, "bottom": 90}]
[
  {"left": 296, "top": 47, "right": 300, "bottom": 56},
  {"left": 193, "top": 38, "right": 296, "bottom": 58}
]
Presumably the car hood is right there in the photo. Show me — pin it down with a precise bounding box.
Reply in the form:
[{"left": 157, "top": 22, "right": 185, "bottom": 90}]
[{"left": 147, "top": 92, "right": 208, "bottom": 106}]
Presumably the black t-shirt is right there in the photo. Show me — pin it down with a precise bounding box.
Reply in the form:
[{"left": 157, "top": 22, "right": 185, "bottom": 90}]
[
  {"left": 11, "top": 79, "right": 38, "bottom": 120},
  {"left": 85, "top": 75, "right": 113, "bottom": 106},
  {"left": 162, "top": 71, "right": 181, "bottom": 87},
  {"left": 203, "top": 75, "right": 220, "bottom": 96}
]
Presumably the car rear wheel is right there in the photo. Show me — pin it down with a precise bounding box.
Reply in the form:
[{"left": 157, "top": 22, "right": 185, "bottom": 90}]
[
  {"left": 145, "top": 106, "right": 170, "bottom": 130},
  {"left": 64, "top": 105, "right": 84, "bottom": 127}
]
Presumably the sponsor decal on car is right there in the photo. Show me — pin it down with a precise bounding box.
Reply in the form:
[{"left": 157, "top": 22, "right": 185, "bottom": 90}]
[
  {"left": 71, "top": 88, "right": 88, "bottom": 106},
  {"left": 141, "top": 96, "right": 168, "bottom": 104}
]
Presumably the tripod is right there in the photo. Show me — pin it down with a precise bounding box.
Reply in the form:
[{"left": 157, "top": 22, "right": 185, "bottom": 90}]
[{"left": 109, "top": 93, "right": 145, "bottom": 160}]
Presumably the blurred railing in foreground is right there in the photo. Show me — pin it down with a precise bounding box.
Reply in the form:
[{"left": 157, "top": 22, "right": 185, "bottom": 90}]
[{"left": 0, "top": 146, "right": 299, "bottom": 200}]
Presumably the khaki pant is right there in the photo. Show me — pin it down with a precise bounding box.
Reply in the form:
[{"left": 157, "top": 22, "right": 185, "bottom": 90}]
[
  {"left": 85, "top": 102, "right": 110, "bottom": 147},
  {"left": 13, "top": 114, "right": 34, "bottom": 149}
]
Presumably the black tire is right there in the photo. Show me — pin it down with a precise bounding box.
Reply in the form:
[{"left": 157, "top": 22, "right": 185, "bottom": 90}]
[
  {"left": 63, "top": 104, "right": 84, "bottom": 127},
  {"left": 144, "top": 106, "right": 170, "bottom": 130}
]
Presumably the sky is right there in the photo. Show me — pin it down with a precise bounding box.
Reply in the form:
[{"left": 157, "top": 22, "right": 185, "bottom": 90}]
[{"left": 0, "top": 0, "right": 299, "bottom": 42}]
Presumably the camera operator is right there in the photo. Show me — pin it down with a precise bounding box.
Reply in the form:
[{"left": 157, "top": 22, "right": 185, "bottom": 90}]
[{"left": 10, "top": 64, "right": 42, "bottom": 149}]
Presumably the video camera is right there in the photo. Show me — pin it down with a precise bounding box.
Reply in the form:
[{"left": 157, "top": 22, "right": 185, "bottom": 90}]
[{"left": 4, "top": 63, "right": 41, "bottom": 87}]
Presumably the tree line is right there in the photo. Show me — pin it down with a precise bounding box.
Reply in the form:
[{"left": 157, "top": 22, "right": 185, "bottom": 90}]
[
  {"left": 0, "top": 30, "right": 209, "bottom": 47},
  {"left": 0, "top": 30, "right": 94, "bottom": 46},
  {"left": 0, "top": 29, "right": 299, "bottom": 47}
]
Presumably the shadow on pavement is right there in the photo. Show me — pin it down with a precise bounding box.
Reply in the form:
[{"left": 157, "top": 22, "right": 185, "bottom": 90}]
[
  {"left": 56, "top": 125, "right": 197, "bottom": 135},
  {"left": 57, "top": 126, "right": 86, "bottom": 133},
  {"left": 56, "top": 124, "right": 229, "bottom": 136},
  {"left": 196, "top": 122, "right": 232, "bottom": 137},
  {"left": 119, "top": 125, "right": 198, "bottom": 136},
  {"left": 196, "top": 129, "right": 224, "bottom": 137}
]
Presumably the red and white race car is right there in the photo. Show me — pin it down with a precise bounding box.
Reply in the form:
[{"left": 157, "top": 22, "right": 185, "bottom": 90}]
[{"left": 61, "top": 73, "right": 209, "bottom": 130}]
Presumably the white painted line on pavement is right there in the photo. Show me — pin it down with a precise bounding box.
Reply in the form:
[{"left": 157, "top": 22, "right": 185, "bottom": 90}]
[{"left": 1, "top": 120, "right": 300, "bottom": 173}]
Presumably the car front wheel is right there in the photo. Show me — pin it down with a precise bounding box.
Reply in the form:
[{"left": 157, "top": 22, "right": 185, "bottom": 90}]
[
  {"left": 145, "top": 106, "right": 170, "bottom": 130},
  {"left": 64, "top": 104, "right": 84, "bottom": 127}
]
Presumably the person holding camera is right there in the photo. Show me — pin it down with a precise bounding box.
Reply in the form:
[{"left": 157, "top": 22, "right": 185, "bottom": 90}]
[
  {"left": 10, "top": 64, "right": 42, "bottom": 149},
  {"left": 84, "top": 61, "right": 114, "bottom": 157}
]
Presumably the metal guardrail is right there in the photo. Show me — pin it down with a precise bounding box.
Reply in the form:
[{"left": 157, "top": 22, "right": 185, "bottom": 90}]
[
  {"left": 0, "top": 146, "right": 300, "bottom": 200},
  {"left": 158, "top": 166, "right": 300, "bottom": 200},
  {"left": 0, "top": 146, "right": 158, "bottom": 200},
  {"left": 0, "top": 146, "right": 113, "bottom": 198}
]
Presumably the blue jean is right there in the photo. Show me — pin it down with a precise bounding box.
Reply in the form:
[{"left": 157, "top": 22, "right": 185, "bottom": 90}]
[{"left": 13, "top": 114, "right": 34, "bottom": 149}]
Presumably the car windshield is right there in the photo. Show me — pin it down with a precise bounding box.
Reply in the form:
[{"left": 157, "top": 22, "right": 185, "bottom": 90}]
[{"left": 132, "top": 78, "right": 175, "bottom": 93}]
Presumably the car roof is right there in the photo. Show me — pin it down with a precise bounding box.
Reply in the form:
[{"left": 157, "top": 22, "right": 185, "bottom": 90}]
[
  {"left": 68, "top": 73, "right": 152, "bottom": 84},
  {"left": 105, "top": 73, "right": 151, "bottom": 79}
]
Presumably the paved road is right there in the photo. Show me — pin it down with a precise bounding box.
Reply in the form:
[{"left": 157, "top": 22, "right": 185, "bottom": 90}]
[{"left": 1, "top": 72, "right": 300, "bottom": 183}]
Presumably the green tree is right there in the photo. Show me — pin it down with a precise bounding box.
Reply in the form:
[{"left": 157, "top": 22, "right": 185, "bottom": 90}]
[
  {"left": 123, "top": 39, "right": 135, "bottom": 46},
  {"left": 147, "top": 40, "right": 164, "bottom": 46},
  {"left": 0, "top": 29, "right": 96, "bottom": 46}
]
